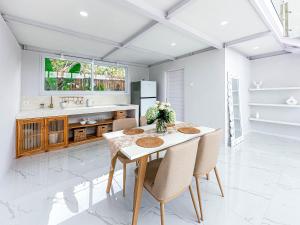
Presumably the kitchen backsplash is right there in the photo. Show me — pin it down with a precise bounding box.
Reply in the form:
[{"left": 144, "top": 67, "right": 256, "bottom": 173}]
[{"left": 21, "top": 95, "right": 130, "bottom": 111}]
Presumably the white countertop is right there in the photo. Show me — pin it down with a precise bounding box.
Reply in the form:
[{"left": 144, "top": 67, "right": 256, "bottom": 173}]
[{"left": 16, "top": 104, "right": 139, "bottom": 119}]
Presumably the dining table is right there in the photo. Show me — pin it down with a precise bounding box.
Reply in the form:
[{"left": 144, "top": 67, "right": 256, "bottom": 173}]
[{"left": 103, "top": 122, "right": 215, "bottom": 225}]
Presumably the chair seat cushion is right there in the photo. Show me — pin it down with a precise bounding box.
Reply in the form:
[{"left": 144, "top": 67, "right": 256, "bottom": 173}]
[{"left": 135, "top": 158, "right": 162, "bottom": 190}]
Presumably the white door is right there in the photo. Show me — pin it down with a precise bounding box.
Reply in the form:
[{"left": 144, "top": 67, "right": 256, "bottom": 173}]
[{"left": 166, "top": 69, "right": 184, "bottom": 121}]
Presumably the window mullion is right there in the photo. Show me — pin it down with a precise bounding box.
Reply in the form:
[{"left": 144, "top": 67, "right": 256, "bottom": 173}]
[{"left": 91, "top": 59, "right": 95, "bottom": 92}]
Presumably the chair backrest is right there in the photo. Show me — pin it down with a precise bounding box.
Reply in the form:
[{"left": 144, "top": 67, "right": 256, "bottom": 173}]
[
  {"left": 112, "top": 118, "right": 137, "bottom": 131},
  {"left": 152, "top": 138, "right": 199, "bottom": 201},
  {"left": 194, "top": 129, "right": 222, "bottom": 176},
  {"left": 140, "top": 116, "right": 147, "bottom": 126}
]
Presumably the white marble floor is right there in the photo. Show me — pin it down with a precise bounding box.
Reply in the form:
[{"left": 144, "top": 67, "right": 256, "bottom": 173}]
[{"left": 0, "top": 133, "right": 300, "bottom": 225}]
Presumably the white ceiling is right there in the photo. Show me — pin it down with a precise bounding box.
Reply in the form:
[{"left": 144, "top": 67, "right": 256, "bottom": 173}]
[
  {"left": 146, "top": 0, "right": 181, "bottom": 12},
  {"left": 174, "top": 0, "right": 268, "bottom": 42},
  {"left": 0, "top": 0, "right": 286, "bottom": 65},
  {"left": 231, "top": 35, "right": 283, "bottom": 56},
  {"left": 131, "top": 24, "right": 210, "bottom": 57},
  {"left": 0, "top": 0, "right": 151, "bottom": 43}
]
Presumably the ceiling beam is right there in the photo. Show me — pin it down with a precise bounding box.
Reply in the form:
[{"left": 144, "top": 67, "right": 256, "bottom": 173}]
[
  {"left": 149, "top": 46, "right": 216, "bottom": 67},
  {"left": 166, "top": 0, "right": 198, "bottom": 19},
  {"left": 224, "top": 31, "right": 271, "bottom": 47},
  {"left": 248, "top": 0, "right": 285, "bottom": 48},
  {"left": 102, "top": 21, "right": 166, "bottom": 59},
  {"left": 122, "top": 21, "right": 158, "bottom": 48},
  {"left": 2, "top": 14, "right": 174, "bottom": 61},
  {"left": 249, "top": 50, "right": 289, "bottom": 60},
  {"left": 23, "top": 44, "right": 149, "bottom": 67},
  {"left": 112, "top": 0, "right": 222, "bottom": 49}
]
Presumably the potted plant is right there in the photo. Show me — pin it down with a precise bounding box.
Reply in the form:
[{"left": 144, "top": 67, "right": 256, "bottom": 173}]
[{"left": 146, "top": 101, "right": 176, "bottom": 133}]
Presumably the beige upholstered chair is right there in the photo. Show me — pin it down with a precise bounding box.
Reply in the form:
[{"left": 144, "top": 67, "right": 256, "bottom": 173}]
[
  {"left": 140, "top": 116, "right": 147, "bottom": 126},
  {"left": 112, "top": 118, "right": 137, "bottom": 196},
  {"left": 193, "top": 129, "right": 224, "bottom": 221},
  {"left": 135, "top": 138, "right": 201, "bottom": 225},
  {"left": 113, "top": 118, "right": 137, "bottom": 132}
]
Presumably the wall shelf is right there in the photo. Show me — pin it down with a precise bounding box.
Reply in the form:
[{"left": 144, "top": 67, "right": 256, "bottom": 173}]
[
  {"left": 249, "top": 118, "right": 300, "bottom": 127},
  {"left": 249, "top": 87, "right": 300, "bottom": 91},
  {"left": 248, "top": 103, "right": 300, "bottom": 108}
]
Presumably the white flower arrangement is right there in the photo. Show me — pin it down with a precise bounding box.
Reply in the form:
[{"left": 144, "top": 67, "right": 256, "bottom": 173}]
[{"left": 145, "top": 101, "right": 176, "bottom": 125}]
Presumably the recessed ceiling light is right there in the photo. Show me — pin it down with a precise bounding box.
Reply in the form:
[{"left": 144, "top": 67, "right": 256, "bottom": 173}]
[
  {"left": 220, "top": 21, "right": 229, "bottom": 26},
  {"left": 171, "top": 42, "right": 177, "bottom": 47},
  {"left": 253, "top": 46, "right": 260, "bottom": 50},
  {"left": 80, "top": 11, "right": 88, "bottom": 17}
]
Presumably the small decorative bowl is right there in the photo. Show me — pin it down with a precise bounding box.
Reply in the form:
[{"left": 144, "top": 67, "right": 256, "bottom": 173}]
[
  {"left": 80, "top": 120, "right": 87, "bottom": 125},
  {"left": 87, "top": 120, "right": 97, "bottom": 125}
]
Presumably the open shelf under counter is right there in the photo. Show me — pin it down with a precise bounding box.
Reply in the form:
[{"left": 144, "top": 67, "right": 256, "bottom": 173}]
[
  {"left": 249, "top": 87, "right": 300, "bottom": 91},
  {"left": 249, "top": 117, "right": 300, "bottom": 127},
  {"left": 68, "top": 119, "right": 113, "bottom": 129},
  {"left": 248, "top": 103, "right": 300, "bottom": 108},
  {"left": 68, "top": 134, "right": 104, "bottom": 146}
]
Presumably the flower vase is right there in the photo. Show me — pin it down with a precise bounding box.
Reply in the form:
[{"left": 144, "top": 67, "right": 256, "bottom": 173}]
[{"left": 156, "top": 119, "right": 167, "bottom": 133}]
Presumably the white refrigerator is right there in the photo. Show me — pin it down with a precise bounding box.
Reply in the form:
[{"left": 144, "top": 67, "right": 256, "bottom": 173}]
[{"left": 131, "top": 81, "right": 157, "bottom": 119}]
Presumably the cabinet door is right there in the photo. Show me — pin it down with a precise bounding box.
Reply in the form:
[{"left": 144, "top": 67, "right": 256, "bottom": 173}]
[
  {"left": 45, "top": 116, "right": 68, "bottom": 150},
  {"left": 17, "top": 118, "right": 45, "bottom": 157}
]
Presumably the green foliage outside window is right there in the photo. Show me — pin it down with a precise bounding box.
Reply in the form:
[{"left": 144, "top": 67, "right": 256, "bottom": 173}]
[
  {"left": 44, "top": 57, "right": 126, "bottom": 92},
  {"left": 44, "top": 57, "right": 92, "bottom": 91}
]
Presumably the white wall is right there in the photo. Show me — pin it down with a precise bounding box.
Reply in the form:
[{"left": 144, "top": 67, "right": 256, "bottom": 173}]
[
  {"left": 250, "top": 53, "right": 300, "bottom": 140},
  {"left": 225, "top": 49, "right": 251, "bottom": 142},
  {"left": 21, "top": 51, "right": 149, "bottom": 110},
  {"left": 0, "top": 16, "right": 21, "bottom": 178},
  {"left": 149, "top": 49, "right": 226, "bottom": 131}
]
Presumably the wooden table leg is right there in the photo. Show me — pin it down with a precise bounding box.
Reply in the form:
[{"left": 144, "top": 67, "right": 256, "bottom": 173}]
[
  {"left": 106, "top": 154, "right": 118, "bottom": 193},
  {"left": 132, "top": 155, "right": 148, "bottom": 225}
]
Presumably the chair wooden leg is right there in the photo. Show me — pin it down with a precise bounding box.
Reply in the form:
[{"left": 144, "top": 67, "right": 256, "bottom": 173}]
[
  {"left": 195, "top": 177, "right": 204, "bottom": 221},
  {"left": 123, "top": 163, "right": 126, "bottom": 197},
  {"left": 106, "top": 154, "right": 118, "bottom": 193},
  {"left": 206, "top": 173, "right": 209, "bottom": 180},
  {"left": 160, "top": 202, "right": 165, "bottom": 225},
  {"left": 214, "top": 167, "right": 224, "bottom": 197},
  {"left": 189, "top": 185, "right": 201, "bottom": 223},
  {"left": 156, "top": 152, "right": 159, "bottom": 159}
]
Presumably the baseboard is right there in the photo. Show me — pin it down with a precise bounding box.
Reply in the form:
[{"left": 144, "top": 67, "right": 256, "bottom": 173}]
[{"left": 250, "top": 129, "right": 300, "bottom": 142}]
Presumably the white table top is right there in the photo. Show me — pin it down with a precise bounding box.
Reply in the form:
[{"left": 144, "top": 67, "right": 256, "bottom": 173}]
[{"left": 103, "top": 123, "right": 215, "bottom": 160}]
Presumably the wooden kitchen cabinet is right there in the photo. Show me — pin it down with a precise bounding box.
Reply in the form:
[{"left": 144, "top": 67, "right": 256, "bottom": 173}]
[
  {"left": 15, "top": 108, "right": 135, "bottom": 157},
  {"left": 16, "top": 118, "right": 45, "bottom": 158},
  {"left": 45, "top": 116, "right": 68, "bottom": 150},
  {"left": 16, "top": 116, "right": 68, "bottom": 157}
]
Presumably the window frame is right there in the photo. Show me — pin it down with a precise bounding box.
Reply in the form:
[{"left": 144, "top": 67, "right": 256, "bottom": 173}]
[{"left": 40, "top": 54, "right": 129, "bottom": 96}]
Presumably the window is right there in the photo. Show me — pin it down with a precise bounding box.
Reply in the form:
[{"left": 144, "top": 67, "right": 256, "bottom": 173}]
[
  {"left": 43, "top": 56, "right": 127, "bottom": 93},
  {"left": 93, "top": 64, "right": 126, "bottom": 92},
  {"left": 44, "top": 57, "right": 92, "bottom": 91}
]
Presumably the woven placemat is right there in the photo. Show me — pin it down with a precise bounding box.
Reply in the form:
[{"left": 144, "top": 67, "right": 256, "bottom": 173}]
[
  {"left": 177, "top": 127, "right": 200, "bottom": 134},
  {"left": 136, "top": 137, "right": 164, "bottom": 148},
  {"left": 123, "top": 128, "right": 144, "bottom": 135}
]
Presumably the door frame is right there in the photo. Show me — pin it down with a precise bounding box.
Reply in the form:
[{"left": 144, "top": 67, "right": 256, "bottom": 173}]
[{"left": 165, "top": 68, "right": 185, "bottom": 121}]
